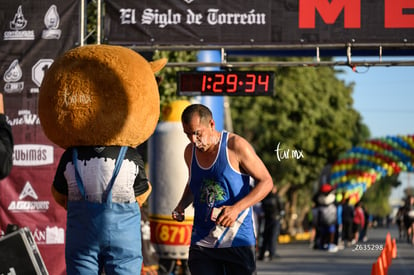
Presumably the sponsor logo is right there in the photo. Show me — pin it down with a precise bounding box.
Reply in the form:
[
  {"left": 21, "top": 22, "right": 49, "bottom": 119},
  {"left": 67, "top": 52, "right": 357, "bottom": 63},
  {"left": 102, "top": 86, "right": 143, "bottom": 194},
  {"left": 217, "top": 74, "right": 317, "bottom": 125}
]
[
  {"left": 3, "top": 59, "right": 24, "bottom": 94},
  {"left": 42, "top": 5, "right": 62, "bottom": 39},
  {"left": 7, "top": 110, "right": 41, "bottom": 126},
  {"left": 8, "top": 182, "right": 50, "bottom": 212},
  {"left": 33, "top": 226, "right": 65, "bottom": 245},
  {"left": 13, "top": 144, "right": 54, "bottom": 166},
  {"left": 139, "top": 8, "right": 266, "bottom": 28},
  {"left": 19, "top": 182, "right": 38, "bottom": 200},
  {"left": 119, "top": 5, "right": 267, "bottom": 28},
  {"left": 3, "top": 5, "right": 35, "bottom": 40},
  {"left": 31, "top": 59, "right": 54, "bottom": 93}
]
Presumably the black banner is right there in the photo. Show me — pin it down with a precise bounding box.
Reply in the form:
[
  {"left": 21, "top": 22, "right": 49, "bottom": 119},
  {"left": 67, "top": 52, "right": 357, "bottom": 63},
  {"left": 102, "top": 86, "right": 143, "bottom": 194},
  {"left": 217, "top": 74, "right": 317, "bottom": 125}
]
[
  {"left": 103, "top": 0, "right": 414, "bottom": 48},
  {"left": 0, "top": 1, "right": 80, "bottom": 274}
]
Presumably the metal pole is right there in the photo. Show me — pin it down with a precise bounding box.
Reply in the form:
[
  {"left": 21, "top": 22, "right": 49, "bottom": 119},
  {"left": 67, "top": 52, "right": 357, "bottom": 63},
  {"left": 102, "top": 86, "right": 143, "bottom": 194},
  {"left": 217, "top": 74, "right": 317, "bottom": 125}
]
[
  {"left": 224, "top": 96, "right": 233, "bottom": 132},
  {"left": 196, "top": 51, "right": 224, "bottom": 131},
  {"left": 80, "top": 0, "right": 85, "bottom": 46},
  {"left": 97, "top": 0, "right": 102, "bottom": 44}
]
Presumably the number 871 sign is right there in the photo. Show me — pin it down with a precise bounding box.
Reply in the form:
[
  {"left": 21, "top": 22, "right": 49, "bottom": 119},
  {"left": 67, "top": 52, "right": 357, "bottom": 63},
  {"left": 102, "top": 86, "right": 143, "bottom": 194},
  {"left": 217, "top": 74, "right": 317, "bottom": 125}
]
[{"left": 150, "top": 218, "right": 192, "bottom": 246}]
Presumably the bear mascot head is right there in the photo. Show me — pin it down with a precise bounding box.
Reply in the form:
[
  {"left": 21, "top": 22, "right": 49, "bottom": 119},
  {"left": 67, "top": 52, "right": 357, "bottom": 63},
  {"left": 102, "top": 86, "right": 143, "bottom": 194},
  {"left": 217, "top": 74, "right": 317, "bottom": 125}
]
[
  {"left": 38, "top": 44, "right": 167, "bottom": 273},
  {"left": 39, "top": 44, "right": 166, "bottom": 148}
]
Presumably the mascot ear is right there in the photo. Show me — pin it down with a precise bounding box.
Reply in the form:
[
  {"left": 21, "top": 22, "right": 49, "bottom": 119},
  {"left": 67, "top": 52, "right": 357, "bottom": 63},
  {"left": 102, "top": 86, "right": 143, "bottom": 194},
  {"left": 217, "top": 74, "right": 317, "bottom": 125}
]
[{"left": 150, "top": 58, "right": 168, "bottom": 73}]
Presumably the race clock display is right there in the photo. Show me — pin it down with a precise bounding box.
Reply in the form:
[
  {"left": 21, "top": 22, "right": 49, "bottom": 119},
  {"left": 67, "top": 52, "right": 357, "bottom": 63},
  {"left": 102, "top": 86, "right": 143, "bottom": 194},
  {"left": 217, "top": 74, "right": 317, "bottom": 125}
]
[{"left": 177, "top": 71, "right": 275, "bottom": 96}]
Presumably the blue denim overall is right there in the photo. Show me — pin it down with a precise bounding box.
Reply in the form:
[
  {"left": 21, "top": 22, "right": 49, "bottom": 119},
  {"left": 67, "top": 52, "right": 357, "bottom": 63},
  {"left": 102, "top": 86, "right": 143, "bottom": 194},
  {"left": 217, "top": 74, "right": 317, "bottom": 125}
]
[{"left": 65, "top": 147, "right": 142, "bottom": 274}]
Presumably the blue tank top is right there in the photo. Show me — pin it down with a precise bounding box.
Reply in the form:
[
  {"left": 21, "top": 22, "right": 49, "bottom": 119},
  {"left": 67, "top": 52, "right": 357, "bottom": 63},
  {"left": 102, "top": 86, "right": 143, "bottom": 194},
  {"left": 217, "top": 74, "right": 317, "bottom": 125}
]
[{"left": 189, "top": 131, "right": 255, "bottom": 248}]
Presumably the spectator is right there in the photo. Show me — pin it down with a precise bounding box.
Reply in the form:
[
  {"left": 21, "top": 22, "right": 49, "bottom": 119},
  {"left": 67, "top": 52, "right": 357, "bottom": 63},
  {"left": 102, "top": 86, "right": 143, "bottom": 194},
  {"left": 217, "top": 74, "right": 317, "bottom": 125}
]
[
  {"left": 359, "top": 203, "right": 370, "bottom": 242},
  {"left": 396, "top": 205, "right": 406, "bottom": 241},
  {"left": 341, "top": 197, "right": 354, "bottom": 247},
  {"left": 352, "top": 201, "right": 365, "bottom": 244},
  {"left": 252, "top": 201, "right": 264, "bottom": 252},
  {"left": 403, "top": 195, "right": 414, "bottom": 245},
  {"left": 307, "top": 201, "right": 318, "bottom": 249},
  {"left": 335, "top": 194, "right": 344, "bottom": 249},
  {"left": 258, "top": 185, "right": 284, "bottom": 261}
]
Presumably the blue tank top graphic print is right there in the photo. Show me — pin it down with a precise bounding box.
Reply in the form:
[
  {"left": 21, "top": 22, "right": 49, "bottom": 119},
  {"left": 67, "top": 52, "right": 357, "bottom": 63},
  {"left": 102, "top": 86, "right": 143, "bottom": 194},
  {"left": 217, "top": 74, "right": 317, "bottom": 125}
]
[{"left": 189, "top": 131, "right": 255, "bottom": 248}]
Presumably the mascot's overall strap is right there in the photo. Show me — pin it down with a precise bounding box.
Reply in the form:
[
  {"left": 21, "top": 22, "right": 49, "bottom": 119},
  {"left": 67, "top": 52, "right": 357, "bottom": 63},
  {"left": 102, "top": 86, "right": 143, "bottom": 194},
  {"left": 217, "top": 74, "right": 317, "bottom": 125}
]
[{"left": 72, "top": 146, "right": 128, "bottom": 203}]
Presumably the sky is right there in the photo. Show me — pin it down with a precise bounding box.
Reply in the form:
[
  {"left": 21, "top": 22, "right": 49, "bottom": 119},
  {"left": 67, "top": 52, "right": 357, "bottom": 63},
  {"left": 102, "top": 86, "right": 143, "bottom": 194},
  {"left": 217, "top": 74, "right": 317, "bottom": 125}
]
[
  {"left": 336, "top": 58, "right": 414, "bottom": 139},
  {"left": 335, "top": 57, "right": 414, "bottom": 204}
]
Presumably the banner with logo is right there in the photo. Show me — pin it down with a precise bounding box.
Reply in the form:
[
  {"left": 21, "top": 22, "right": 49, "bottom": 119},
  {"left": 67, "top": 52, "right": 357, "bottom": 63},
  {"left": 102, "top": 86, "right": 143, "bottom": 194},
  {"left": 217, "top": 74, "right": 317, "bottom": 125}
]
[
  {"left": 0, "top": 1, "right": 80, "bottom": 274},
  {"left": 103, "top": 0, "right": 414, "bottom": 48}
]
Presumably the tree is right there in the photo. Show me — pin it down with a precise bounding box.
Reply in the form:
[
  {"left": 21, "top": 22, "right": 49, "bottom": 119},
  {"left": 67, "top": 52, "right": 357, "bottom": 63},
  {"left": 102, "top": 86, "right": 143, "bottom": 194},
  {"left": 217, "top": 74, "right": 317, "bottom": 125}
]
[
  {"left": 86, "top": 0, "right": 98, "bottom": 44},
  {"left": 152, "top": 51, "right": 196, "bottom": 117},
  {"left": 362, "top": 174, "right": 401, "bottom": 218}
]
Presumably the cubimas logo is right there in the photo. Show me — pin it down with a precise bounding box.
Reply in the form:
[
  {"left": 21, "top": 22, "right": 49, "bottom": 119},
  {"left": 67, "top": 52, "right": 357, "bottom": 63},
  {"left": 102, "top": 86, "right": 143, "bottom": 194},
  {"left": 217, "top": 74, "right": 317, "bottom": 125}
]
[
  {"left": 13, "top": 144, "right": 54, "bottom": 166},
  {"left": 8, "top": 182, "right": 50, "bottom": 212}
]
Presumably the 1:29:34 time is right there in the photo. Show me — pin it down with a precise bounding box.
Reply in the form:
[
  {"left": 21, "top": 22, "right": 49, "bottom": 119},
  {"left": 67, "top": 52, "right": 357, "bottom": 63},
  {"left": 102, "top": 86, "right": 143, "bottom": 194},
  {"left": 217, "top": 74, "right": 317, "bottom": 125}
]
[{"left": 201, "top": 73, "right": 270, "bottom": 93}]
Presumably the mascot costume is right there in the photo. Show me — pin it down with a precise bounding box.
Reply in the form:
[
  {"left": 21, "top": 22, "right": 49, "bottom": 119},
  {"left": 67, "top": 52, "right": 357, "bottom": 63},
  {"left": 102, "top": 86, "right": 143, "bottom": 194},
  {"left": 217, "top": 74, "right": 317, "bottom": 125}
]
[
  {"left": 38, "top": 44, "right": 167, "bottom": 274},
  {"left": 313, "top": 184, "right": 338, "bottom": 252}
]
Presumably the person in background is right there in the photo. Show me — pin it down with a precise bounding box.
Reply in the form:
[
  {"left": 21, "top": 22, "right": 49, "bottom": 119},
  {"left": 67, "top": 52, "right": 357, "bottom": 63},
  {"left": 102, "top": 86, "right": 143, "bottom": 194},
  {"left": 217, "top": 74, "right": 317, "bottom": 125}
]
[
  {"left": 172, "top": 104, "right": 273, "bottom": 275},
  {"left": 341, "top": 197, "right": 354, "bottom": 247},
  {"left": 251, "top": 177, "right": 264, "bottom": 250},
  {"left": 308, "top": 201, "right": 318, "bottom": 249},
  {"left": 335, "top": 194, "right": 344, "bottom": 249},
  {"left": 252, "top": 201, "right": 264, "bottom": 254},
  {"left": 403, "top": 195, "right": 414, "bottom": 245},
  {"left": 0, "top": 92, "right": 13, "bottom": 179},
  {"left": 352, "top": 201, "right": 365, "bottom": 244},
  {"left": 359, "top": 203, "right": 370, "bottom": 242},
  {"left": 258, "top": 185, "right": 284, "bottom": 261},
  {"left": 396, "top": 204, "right": 406, "bottom": 241}
]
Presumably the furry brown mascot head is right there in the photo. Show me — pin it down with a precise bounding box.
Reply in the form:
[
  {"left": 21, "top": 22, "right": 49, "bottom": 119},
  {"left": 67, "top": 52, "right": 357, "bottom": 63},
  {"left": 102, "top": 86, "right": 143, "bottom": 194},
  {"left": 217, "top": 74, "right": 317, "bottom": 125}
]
[{"left": 39, "top": 44, "right": 167, "bottom": 148}]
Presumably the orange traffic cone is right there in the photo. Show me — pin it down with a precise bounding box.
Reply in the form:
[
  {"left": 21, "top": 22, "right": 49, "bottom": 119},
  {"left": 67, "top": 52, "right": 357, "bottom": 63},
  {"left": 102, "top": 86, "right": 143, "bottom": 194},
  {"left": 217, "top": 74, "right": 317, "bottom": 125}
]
[
  {"left": 386, "top": 232, "right": 392, "bottom": 247},
  {"left": 384, "top": 242, "right": 392, "bottom": 266},
  {"left": 385, "top": 233, "right": 392, "bottom": 250},
  {"left": 391, "top": 238, "right": 397, "bottom": 259},
  {"left": 378, "top": 256, "right": 387, "bottom": 275},
  {"left": 378, "top": 250, "right": 389, "bottom": 275},
  {"left": 371, "top": 261, "right": 379, "bottom": 275}
]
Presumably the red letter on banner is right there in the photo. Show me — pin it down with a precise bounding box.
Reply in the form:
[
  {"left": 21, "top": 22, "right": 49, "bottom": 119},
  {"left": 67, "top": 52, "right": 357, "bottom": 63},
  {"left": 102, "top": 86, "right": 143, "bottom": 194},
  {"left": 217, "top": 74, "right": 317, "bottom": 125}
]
[
  {"left": 299, "top": 0, "right": 361, "bottom": 28},
  {"left": 385, "top": 0, "right": 414, "bottom": 28}
]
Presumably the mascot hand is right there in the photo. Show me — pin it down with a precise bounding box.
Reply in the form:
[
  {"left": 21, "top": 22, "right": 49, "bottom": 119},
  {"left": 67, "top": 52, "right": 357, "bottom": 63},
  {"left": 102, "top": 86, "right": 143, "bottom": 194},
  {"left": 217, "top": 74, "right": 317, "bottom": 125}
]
[
  {"left": 51, "top": 185, "right": 67, "bottom": 210},
  {"left": 136, "top": 182, "right": 152, "bottom": 207}
]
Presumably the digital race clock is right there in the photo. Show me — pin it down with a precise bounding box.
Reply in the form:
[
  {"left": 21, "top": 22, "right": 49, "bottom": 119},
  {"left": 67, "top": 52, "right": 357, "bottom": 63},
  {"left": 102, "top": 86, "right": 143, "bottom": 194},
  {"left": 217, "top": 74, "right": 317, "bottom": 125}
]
[{"left": 177, "top": 71, "right": 275, "bottom": 96}]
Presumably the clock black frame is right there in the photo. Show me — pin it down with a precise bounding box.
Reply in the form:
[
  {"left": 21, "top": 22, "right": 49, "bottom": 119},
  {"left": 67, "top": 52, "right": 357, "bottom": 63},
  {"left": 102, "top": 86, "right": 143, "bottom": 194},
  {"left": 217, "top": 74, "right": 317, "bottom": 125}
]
[{"left": 177, "top": 71, "right": 275, "bottom": 96}]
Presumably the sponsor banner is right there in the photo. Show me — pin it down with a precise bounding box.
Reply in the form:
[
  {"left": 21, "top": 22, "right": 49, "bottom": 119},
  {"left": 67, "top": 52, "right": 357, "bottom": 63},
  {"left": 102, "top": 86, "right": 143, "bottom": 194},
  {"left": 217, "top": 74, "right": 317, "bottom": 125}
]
[
  {"left": 0, "top": 1, "right": 80, "bottom": 99},
  {"left": 104, "top": 0, "right": 414, "bottom": 48},
  {"left": 0, "top": 168, "right": 66, "bottom": 274},
  {"left": 0, "top": 1, "right": 80, "bottom": 274}
]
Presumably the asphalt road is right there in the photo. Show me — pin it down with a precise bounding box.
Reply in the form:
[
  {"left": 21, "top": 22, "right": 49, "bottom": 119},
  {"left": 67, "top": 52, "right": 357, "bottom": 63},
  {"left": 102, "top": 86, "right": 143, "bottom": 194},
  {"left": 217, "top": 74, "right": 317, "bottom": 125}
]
[{"left": 257, "top": 225, "right": 414, "bottom": 275}]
